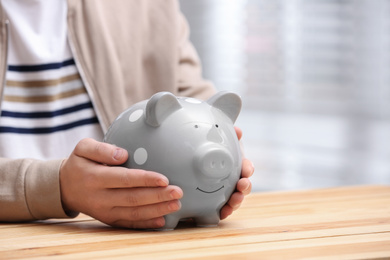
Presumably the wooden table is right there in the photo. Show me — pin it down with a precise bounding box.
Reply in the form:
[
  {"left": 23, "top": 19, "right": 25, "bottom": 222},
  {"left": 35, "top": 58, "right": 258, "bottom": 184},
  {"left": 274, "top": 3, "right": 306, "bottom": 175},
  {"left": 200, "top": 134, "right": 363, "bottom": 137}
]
[{"left": 1, "top": 185, "right": 390, "bottom": 259}]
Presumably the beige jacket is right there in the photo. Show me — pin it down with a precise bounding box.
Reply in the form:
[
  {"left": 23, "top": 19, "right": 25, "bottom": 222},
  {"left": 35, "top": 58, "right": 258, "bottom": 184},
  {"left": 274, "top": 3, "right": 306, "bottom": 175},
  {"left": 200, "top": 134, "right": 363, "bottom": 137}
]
[{"left": 0, "top": 0, "right": 216, "bottom": 221}]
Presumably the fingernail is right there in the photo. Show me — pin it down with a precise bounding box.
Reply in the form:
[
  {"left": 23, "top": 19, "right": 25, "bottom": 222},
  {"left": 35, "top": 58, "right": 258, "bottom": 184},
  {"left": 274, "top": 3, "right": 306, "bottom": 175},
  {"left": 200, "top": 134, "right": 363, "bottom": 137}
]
[
  {"left": 113, "top": 148, "right": 123, "bottom": 160},
  {"left": 155, "top": 217, "right": 165, "bottom": 227},
  {"left": 245, "top": 181, "right": 251, "bottom": 191},
  {"left": 233, "top": 201, "right": 242, "bottom": 210},
  {"left": 168, "top": 200, "right": 181, "bottom": 211},
  {"left": 170, "top": 189, "right": 182, "bottom": 199},
  {"left": 157, "top": 177, "right": 169, "bottom": 187}
]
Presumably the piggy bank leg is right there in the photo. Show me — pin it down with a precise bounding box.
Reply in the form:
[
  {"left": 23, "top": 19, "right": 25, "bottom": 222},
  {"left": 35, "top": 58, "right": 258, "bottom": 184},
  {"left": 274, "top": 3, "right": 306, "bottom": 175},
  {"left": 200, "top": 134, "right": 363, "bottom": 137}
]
[
  {"left": 160, "top": 215, "right": 180, "bottom": 230},
  {"left": 194, "top": 214, "right": 220, "bottom": 227}
]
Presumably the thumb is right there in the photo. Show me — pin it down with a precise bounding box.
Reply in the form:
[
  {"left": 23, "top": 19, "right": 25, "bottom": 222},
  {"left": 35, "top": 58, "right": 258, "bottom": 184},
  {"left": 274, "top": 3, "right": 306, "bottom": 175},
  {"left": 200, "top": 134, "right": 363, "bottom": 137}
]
[{"left": 73, "top": 138, "right": 128, "bottom": 165}]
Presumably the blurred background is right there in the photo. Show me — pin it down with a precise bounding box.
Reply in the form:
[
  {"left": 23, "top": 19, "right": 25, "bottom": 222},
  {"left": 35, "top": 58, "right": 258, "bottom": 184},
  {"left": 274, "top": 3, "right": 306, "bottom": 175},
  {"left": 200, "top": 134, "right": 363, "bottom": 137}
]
[{"left": 179, "top": 0, "right": 390, "bottom": 192}]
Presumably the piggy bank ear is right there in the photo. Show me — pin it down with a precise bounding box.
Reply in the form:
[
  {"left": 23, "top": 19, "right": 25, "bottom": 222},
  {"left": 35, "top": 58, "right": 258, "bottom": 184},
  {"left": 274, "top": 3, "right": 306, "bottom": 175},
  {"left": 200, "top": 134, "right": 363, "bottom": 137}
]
[
  {"left": 145, "top": 92, "right": 182, "bottom": 127},
  {"left": 207, "top": 91, "right": 242, "bottom": 123}
]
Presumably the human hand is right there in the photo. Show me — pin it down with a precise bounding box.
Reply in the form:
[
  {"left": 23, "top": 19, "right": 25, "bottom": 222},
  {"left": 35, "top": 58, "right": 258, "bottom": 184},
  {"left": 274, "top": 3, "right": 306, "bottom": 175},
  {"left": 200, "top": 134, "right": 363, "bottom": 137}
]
[
  {"left": 220, "top": 126, "right": 254, "bottom": 220},
  {"left": 59, "top": 138, "right": 183, "bottom": 229}
]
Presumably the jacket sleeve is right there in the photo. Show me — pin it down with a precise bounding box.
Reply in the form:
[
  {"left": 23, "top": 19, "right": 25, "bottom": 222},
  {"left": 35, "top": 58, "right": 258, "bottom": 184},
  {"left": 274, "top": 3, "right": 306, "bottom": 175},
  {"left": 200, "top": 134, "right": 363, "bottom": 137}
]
[
  {"left": 0, "top": 158, "right": 78, "bottom": 221},
  {"left": 176, "top": 11, "right": 217, "bottom": 100}
]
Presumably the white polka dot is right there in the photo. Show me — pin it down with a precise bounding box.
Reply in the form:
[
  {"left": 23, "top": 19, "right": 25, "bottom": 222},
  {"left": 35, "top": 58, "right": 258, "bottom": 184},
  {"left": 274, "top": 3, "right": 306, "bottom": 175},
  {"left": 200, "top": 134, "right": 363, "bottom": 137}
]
[
  {"left": 129, "top": 109, "right": 143, "bottom": 122},
  {"left": 185, "top": 98, "right": 202, "bottom": 104},
  {"left": 134, "top": 148, "right": 148, "bottom": 165}
]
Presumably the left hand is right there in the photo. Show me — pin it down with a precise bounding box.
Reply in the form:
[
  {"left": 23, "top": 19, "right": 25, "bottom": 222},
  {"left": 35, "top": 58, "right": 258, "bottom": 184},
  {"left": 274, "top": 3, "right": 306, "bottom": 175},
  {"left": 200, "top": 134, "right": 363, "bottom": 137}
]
[{"left": 220, "top": 126, "right": 255, "bottom": 220}]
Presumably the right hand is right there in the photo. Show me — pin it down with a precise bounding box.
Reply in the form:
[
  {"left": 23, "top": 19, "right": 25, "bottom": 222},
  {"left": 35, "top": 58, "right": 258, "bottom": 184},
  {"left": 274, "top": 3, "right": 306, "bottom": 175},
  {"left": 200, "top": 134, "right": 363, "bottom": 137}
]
[{"left": 59, "top": 138, "right": 183, "bottom": 229}]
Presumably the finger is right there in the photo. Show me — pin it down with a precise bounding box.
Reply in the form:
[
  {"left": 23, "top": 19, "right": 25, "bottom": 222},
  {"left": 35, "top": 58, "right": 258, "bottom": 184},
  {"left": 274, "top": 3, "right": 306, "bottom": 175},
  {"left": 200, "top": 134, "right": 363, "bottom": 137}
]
[
  {"left": 234, "top": 126, "right": 243, "bottom": 140},
  {"left": 89, "top": 167, "right": 171, "bottom": 189},
  {"left": 102, "top": 186, "right": 183, "bottom": 207},
  {"left": 236, "top": 178, "right": 252, "bottom": 196},
  {"left": 111, "top": 199, "right": 182, "bottom": 222},
  {"left": 112, "top": 217, "right": 166, "bottom": 229},
  {"left": 241, "top": 158, "right": 255, "bottom": 178},
  {"left": 220, "top": 192, "right": 245, "bottom": 220},
  {"left": 227, "top": 192, "right": 244, "bottom": 211},
  {"left": 73, "top": 138, "right": 128, "bottom": 165},
  {"left": 220, "top": 204, "right": 233, "bottom": 220}
]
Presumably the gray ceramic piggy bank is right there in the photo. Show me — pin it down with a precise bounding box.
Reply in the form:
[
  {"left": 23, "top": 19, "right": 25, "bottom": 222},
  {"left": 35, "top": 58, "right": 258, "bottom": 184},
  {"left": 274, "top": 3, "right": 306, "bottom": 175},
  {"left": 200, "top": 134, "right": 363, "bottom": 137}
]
[{"left": 104, "top": 91, "right": 242, "bottom": 230}]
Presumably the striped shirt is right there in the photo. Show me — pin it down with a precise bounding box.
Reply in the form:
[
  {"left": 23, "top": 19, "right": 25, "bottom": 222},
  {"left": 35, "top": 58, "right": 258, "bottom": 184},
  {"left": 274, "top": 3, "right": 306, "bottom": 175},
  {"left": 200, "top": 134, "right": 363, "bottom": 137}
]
[{"left": 0, "top": 0, "right": 103, "bottom": 160}]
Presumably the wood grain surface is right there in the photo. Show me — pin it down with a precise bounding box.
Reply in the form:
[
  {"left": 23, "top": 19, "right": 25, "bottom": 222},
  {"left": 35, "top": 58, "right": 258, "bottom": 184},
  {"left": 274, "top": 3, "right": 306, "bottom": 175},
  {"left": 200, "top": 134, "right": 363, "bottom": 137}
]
[{"left": 1, "top": 185, "right": 389, "bottom": 259}]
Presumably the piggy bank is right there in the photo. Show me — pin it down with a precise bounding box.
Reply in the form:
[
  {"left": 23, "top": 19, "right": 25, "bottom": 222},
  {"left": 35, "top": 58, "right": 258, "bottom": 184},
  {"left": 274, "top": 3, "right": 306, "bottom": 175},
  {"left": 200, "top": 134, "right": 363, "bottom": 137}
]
[{"left": 104, "top": 91, "right": 242, "bottom": 230}]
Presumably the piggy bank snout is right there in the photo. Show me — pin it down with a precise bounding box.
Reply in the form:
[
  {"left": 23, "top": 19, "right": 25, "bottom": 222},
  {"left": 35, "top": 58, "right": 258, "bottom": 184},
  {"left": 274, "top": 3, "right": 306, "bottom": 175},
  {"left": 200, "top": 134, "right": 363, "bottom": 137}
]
[{"left": 195, "top": 144, "right": 234, "bottom": 179}]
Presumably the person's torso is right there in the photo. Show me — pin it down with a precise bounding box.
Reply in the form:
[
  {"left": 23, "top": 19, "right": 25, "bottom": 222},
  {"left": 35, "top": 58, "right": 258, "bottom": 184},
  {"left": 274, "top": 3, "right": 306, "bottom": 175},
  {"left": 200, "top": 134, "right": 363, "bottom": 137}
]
[{"left": 0, "top": 0, "right": 103, "bottom": 160}]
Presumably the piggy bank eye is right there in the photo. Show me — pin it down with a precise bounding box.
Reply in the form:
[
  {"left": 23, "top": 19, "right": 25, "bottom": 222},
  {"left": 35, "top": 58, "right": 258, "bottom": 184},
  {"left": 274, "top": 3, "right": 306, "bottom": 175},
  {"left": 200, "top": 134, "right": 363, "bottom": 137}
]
[
  {"left": 215, "top": 124, "right": 219, "bottom": 128},
  {"left": 194, "top": 124, "right": 199, "bottom": 129}
]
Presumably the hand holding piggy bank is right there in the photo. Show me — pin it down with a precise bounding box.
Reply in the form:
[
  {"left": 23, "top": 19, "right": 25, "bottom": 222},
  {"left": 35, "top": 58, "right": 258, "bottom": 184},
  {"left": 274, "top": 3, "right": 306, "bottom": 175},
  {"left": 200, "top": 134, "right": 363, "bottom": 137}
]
[{"left": 104, "top": 91, "right": 242, "bottom": 230}]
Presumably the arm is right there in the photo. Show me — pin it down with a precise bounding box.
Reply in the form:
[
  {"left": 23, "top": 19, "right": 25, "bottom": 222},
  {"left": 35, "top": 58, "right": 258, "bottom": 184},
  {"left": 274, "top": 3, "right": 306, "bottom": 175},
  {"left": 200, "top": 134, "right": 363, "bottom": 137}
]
[
  {"left": 0, "top": 139, "right": 183, "bottom": 229},
  {"left": 0, "top": 158, "right": 72, "bottom": 221}
]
